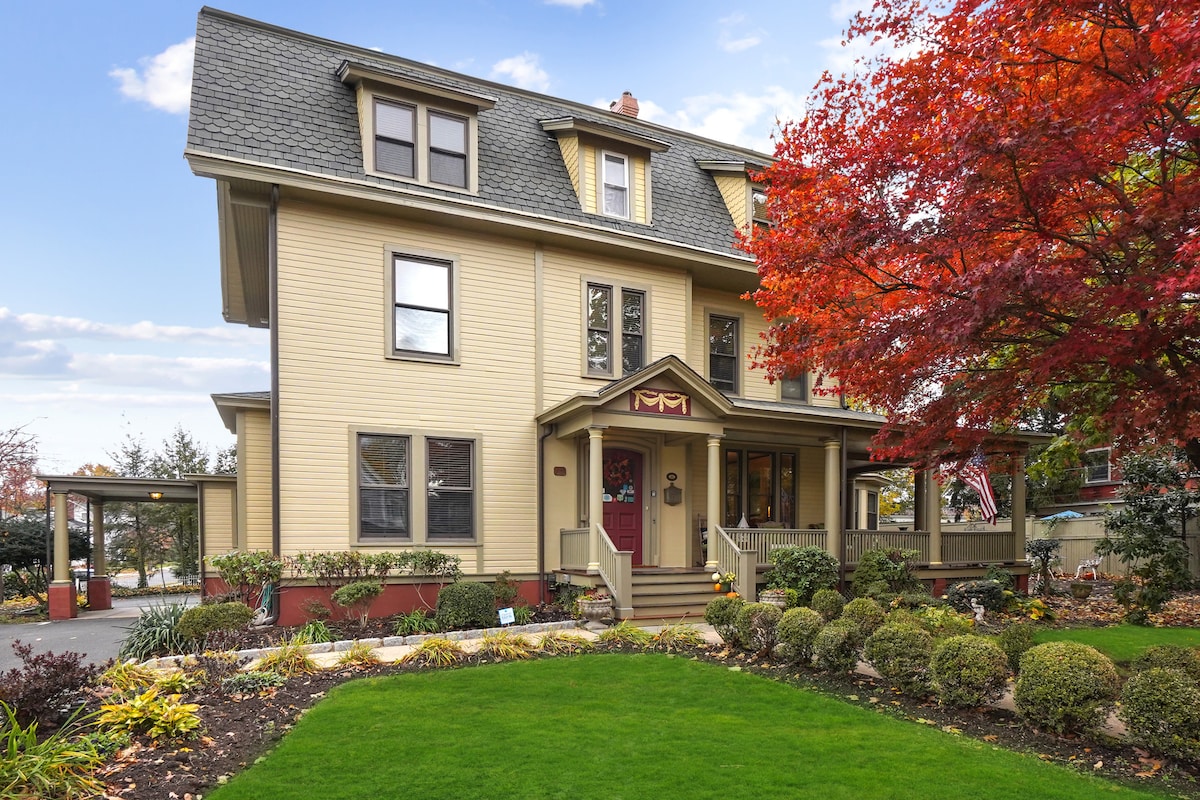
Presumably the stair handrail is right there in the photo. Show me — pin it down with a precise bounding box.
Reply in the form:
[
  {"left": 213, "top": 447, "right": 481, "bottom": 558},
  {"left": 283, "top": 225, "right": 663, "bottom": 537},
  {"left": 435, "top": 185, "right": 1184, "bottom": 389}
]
[
  {"left": 596, "top": 525, "right": 633, "bottom": 619},
  {"left": 714, "top": 525, "right": 758, "bottom": 598}
]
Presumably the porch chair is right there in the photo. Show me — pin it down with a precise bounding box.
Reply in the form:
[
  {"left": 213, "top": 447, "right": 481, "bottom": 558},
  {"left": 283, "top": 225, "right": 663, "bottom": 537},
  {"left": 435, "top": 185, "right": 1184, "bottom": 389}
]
[{"left": 1073, "top": 556, "right": 1102, "bottom": 581}]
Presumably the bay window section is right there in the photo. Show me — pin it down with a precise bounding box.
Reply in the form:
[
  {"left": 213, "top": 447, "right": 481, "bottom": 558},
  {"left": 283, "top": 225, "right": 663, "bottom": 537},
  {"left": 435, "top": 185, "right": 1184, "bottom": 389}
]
[
  {"left": 394, "top": 255, "right": 451, "bottom": 357},
  {"left": 358, "top": 434, "right": 410, "bottom": 540}
]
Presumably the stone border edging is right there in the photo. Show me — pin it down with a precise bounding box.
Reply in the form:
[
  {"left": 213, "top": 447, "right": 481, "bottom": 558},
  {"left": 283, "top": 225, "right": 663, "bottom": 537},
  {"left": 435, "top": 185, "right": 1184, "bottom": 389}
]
[{"left": 143, "top": 620, "right": 583, "bottom": 669}]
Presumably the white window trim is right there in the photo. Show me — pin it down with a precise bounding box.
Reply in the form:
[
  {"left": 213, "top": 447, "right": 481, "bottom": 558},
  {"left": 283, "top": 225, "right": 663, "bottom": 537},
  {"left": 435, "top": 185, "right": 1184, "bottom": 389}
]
[
  {"left": 599, "top": 150, "right": 630, "bottom": 219},
  {"left": 581, "top": 277, "right": 651, "bottom": 378},
  {"left": 1084, "top": 447, "right": 1113, "bottom": 484},
  {"left": 349, "top": 426, "right": 483, "bottom": 546},
  {"left": 358, "top": 83, "right": 481, "bottom": 195},
  {"left": 385, "top": 245, "right": 462, "bottom": 364}
]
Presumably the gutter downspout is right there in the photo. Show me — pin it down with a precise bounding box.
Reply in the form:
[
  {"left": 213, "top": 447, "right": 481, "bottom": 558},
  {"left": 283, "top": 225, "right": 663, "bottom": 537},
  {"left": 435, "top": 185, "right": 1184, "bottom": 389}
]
[
  {"left": 263, "top": 184, "right": 281, "bottom": 625},
  {"left": 537, "top": 423, "right": 555, "bottom": 605}
]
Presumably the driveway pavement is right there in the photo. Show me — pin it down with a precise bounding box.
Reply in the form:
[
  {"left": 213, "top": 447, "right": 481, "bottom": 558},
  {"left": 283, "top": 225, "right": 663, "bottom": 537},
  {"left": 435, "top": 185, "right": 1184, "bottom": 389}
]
[{"left": 0, "top": 595, "right": 199, "bottom": 672}]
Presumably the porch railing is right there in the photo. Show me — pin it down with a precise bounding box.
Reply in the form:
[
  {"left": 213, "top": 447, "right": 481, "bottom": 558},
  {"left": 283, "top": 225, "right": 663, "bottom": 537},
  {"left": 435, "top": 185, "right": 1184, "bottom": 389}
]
[
  {"left": 560, "top": 527, "right": 589, "bottom": 571},
  {"left": 845, "top": 530, "right": 931, "bottom": 564},
  {"left": 724, "top": 528, "right": 828, "bottom": 565},
  {"left": 942, "top": 530, "right": 1017, "bottom": 564},
  {"left": 597, "top": 525, "right": 633, "bottom": 618},
  {"left": 714, "top": 526, "right": 758, "bottom": 597}
]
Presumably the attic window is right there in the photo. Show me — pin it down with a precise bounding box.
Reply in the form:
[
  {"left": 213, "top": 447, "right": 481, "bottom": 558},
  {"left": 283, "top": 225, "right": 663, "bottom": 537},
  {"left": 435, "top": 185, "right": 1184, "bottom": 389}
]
[
  {"left": 752, "top": 188, "right": 770, "bottom": 228},
  {"left": 375, "top": 99, "right": 415, "bottom": 178},
  {"left": 602, "top": 153, "right": 629, "bottom": 218},
  {"left": 429, "top": 111, "right": 467, "bottom": 188}
]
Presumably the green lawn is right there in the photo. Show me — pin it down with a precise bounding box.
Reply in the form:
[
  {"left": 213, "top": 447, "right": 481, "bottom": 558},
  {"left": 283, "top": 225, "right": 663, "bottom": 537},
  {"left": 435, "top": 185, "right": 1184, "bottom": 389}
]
[
  {"left": 1033, "top": 626, "right": 1200, "bottom": 663},
  {"left": 208, "top": 654, "right": 1164, "bottom": 800}
]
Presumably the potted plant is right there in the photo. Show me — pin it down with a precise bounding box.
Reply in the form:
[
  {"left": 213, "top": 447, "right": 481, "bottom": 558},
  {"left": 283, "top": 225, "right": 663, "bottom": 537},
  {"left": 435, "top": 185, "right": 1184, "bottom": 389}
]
[
  {"left": 577, "top": 590, "right": 613, "bottom": 622},
  {"left": 711, "top": 571, "right": 737, "bottom": 594},
  {"left": 758, "top": 588, "right": 787, "bottom": 609}
]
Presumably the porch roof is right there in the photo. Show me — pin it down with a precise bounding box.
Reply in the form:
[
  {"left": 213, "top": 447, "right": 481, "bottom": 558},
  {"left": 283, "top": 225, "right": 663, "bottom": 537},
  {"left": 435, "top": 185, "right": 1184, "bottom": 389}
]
[{"left": 34, "top": 474, "right": 201, "bottom": 504}]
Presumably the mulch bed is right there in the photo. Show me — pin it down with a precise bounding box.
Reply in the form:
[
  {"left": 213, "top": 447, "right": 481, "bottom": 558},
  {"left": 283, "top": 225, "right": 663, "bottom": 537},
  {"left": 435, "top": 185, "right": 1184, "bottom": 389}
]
[{"left": 80, "top": 586, "right": 1200, "bottom": 799}]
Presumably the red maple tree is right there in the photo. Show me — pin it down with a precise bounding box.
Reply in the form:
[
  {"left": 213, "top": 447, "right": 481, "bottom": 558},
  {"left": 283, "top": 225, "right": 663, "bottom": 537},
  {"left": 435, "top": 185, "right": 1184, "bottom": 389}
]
[{"left": 746, "top": 0, "right": 1200, "bottom": 467}]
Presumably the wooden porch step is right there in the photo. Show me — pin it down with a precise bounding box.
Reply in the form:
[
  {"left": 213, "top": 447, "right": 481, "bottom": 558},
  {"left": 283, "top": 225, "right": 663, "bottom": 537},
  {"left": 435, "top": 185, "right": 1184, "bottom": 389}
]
[{"left": 628, "top": 570, "right": 720, "bottom": 620}]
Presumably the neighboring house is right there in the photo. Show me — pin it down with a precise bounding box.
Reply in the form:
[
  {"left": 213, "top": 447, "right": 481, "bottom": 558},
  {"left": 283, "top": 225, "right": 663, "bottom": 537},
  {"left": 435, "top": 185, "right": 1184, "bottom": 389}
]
[
  {"left": 180, "top": 9, "right": 1038, "bottom": 623},
  {"left": 1035, "top": 446, "right": 1125, "bottom": 518}
]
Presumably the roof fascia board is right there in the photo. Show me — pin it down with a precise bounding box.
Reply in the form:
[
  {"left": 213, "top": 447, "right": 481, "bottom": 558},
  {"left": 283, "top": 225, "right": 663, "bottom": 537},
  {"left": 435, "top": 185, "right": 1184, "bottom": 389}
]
[
  {"left": 540, "top": 117, "right": 670, "bottom": 153},
  {"left": 185, "top": 150, "right": 758, "bottom": 274}
]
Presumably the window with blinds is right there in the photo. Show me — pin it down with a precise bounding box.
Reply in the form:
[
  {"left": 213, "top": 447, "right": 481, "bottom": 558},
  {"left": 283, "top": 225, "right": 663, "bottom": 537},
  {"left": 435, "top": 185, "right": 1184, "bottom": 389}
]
[
  {"left": 358, "top": 434, "right": 410, "bottom": 539},
  {"left": 427, "top": 438, "right": 474, "bottom": 540},
  {"left": 428, "top": 111, "right": 467, "bottom": 188},
  {"left": 374, "top": 99, "right": 415, "bottom": 179},
  {"left": 708, "top": 314, "right": 739, "bottom": 393}
]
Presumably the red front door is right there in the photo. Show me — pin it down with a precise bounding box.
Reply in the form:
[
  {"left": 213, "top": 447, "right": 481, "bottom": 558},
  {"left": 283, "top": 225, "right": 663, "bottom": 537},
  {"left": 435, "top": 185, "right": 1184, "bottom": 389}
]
[{"left": 602, "top": 448, "right": 645, "bottom": 566}]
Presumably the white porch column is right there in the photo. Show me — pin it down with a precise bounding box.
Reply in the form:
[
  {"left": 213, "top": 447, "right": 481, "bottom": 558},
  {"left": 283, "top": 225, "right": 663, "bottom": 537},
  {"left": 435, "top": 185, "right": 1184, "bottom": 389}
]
[
  {"left": 91, "top": 501, "right": 106, "bottom": 577},
  {"left": 705, "top": 434, "right": 723, "bottom": 570},
  {"left": 1010, "top": 453, "right": 1027, "bottom": 559},
  {"left": 926, "top": 470, "right": 942, "bottom": 564},
  {"left": 823, "top": 439, "right": 842, "bottom": 563},
  {"left": 587, "top": 426, "right": 606, "bottom": 574}
]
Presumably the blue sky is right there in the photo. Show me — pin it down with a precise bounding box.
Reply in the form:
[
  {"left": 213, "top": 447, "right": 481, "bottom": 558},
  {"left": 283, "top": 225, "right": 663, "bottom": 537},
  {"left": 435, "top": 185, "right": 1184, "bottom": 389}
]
[{"left": 1, "top": 0, "right": 866, "bottom": 473}]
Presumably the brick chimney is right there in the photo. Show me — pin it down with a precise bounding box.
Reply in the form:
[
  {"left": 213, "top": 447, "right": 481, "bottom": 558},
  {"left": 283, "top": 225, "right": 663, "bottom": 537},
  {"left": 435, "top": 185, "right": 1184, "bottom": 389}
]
[{"left": 609, "top": 91, "right": 639, "bottom": 118}]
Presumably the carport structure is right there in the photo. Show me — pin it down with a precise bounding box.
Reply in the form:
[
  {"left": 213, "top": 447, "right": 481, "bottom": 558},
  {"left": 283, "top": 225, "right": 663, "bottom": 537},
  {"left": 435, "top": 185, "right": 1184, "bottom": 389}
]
[{"left": 35, "top": 475, "right": 199, "bottom": 620}]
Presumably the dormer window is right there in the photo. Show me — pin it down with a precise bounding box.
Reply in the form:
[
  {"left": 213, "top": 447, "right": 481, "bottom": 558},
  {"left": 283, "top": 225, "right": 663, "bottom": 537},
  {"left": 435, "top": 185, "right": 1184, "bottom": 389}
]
[
  {"left": 602, "top": 153, "right": 629, "bottom": 218},
  {"left": 429, "top": 111, "right": 467, "bottom": 188},
  {"left": 375, "top": 100, "right": 415, "bottom": 178},
  {"left": 752, "top": 188, "right": 770, "bottom": 229}
]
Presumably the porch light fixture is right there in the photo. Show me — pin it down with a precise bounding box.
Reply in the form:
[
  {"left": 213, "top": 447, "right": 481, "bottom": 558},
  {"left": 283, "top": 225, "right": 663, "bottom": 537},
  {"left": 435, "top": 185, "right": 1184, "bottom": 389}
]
[
  {"left": 149, "top": 492, "right": 164, "bottom": 500},
  {"left": 663, "top": 475, "right": 682, "bottom": 506}
]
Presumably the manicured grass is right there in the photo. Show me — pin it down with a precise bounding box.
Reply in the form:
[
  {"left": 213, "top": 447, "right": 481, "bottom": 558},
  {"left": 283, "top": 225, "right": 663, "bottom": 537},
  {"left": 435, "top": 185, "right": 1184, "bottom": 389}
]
[
  {"left": 208, "top": 654, "right": 1164, "bottom": 800},
  {"left": 1033, "top": 626, "right": 1200, "bottom": 663}
]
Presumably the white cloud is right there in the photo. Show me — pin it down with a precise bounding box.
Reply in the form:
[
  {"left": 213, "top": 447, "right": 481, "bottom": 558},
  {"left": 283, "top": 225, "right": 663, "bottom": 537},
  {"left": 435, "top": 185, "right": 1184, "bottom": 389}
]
[
  {"left": 828, "top": 0, "right": 873, "bottom": 22},
  {"left": 717, "top": 12, "right": 763, "bottom": 54},
  {"left": 545, "top": 0, "right": 595, "bottom": 7},
  {"left": 109, "top": 37, "right": 195, "bottom": 114},
  {"left": 0, "top": 308, "right": 264, "bottom": 346},
  {"left": 490, "top": 53, "right": 551, "bottom": 93},
  {"left": 71, "top": 353, "right": 268, "bottom": 391},
  {"left": 636, "top": 87, "right": 805, "bottom": 154}
]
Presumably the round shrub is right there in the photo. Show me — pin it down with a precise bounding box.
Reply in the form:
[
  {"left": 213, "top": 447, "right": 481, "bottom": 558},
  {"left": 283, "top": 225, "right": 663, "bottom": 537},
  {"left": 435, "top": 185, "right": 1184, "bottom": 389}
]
[
  {"left": 1014, "top": 642, "right": 1119, "bottom": 735},
  {"left": 331, "top": 579, "right": 384, "bottom": 623},
  {"left": 930, "top": 635, "right": 1010, "bottom": 708},
  {"left": 841, "top": 597, "right": 886, "bottom": 638},
  {"left": 946, "top": 579, "right": 1005, "bottom": 614},
  {"left": 703, "top": 595, "right": 745, "bottom": 647},
  {"left": 864, "top": 623, "right": 935, "bottom": 696},
  {"left": 176, "top": 602, "right": 255, "bottom": 643},
  {"left": 810, "top": 588, "right": 846, "bottom": 621},
  {"left": 777, "top": 607, "right": 823, "bottom": 665},
  {"left": 996, "top": 622, "right": 1036, "bottom": 674},
  {"left": 812, "top": 619, "right": 860, "bottom": 673},
  {"left": 735, "top": 602, "right": 783, "bottom": 655},
  {"left": 1119, "top": 667, "right": 1200, "bottom": 763},
  {"left": 1131, "top": 645, "right": 1200, "bottom": 682},
  {"left": 764, "top": 546, "right": 839, "bottom": 605},
  {"left": 434, "top": 581, "right": 497, "bottom": 630}
]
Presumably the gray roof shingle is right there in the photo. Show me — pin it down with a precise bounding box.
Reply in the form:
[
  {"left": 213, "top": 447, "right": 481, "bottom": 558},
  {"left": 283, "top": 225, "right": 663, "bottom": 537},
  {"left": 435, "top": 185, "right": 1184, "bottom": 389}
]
[{"left": 188, "top": 8, "right": 770, "bottom": 258}]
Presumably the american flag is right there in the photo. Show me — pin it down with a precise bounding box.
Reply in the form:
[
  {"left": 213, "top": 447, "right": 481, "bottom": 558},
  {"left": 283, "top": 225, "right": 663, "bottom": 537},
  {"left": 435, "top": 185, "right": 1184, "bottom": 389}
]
[{"left": 960, "top": 454, "right": 998, "bottom": 524}]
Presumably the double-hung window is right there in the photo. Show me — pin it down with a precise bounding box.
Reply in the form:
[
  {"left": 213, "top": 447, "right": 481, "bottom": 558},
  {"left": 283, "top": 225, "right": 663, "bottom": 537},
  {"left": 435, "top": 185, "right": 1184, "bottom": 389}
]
[
  {"left": 586, "top": 283, "right": 645, "bottom": 377},
  {"left": 358, "top": 434, "right": 410, "bottom": 540},
  {"left": 780, "top": 370, "right": 808, "bottom": 403},
  {"left": 427, "top": 438, "right": 475, "bottom": 540},
  {"left": 428, "top": 111, "right": 467, "bottom": 188},
  {"left": 708, "top": 314, "right": 739, "bottom": 393},
  {"left": 374, "top": 99, "right": 416, "bottom": 179},
  {"left": 602, "top": 153, "right": 629, "bottom": 218},
  {"left": 1084, "top": 448, "right": 1112, "bottom": 483},
  {"left": 393, "top": 255, "right": 452, "bottom": 358}
]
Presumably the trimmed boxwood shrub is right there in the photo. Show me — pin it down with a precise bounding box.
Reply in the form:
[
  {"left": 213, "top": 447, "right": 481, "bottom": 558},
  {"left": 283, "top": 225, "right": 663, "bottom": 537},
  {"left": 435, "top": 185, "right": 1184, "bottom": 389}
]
[
  {"left": 812, "top": 619, "right": 860, "bottom": 673},
  {"left": 176, "top": 602, "right": 255, "bottom": 643},
  {"left": 946, "top": 579, "right": 1005, "bottom": 613},
  {"left": 1131, "top": 645, "right": 1200, "bottom": 682},
  {"left": 851, "top": 547, "right": 921, "bottom": 597},
  {"left": 1014, "top": 642, "right": 1119, "bottom": 735},
  {"left": 930, "top": 635, "right": 1010, "bottom": 708},
  {"left": 810, "top": 588, "right": 846, "bottom": 621},
  {"left": 704, "top": 595, "right": 745, "bottom": 647},
  {"left": 996, "top": 622, "right": 1036, "bottom": 674},
  {"left": 864, "top": 623, "right": 935, "bottom": 696},
  {"left": 434, "top": 581, "right": 496, "bottom": 630},
  {"left": 777, "top": 607, "right": 823, "bottom": 665},
  {"left": 764, "top": 546, "right": 838, "bottom": 605},
  {"left": 1119, "top": 667, "right": 1200, "bottom": 763},
  {"left": 841, "top": 597, "right": 886, "bottom": 638},
  {"left": 735, "top": 602, "right": 783, "bottom": 655}
]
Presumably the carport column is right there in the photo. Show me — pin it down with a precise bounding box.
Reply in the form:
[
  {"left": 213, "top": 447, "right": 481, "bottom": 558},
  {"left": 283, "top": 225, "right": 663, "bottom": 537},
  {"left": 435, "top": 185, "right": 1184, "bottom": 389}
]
[
  {"left": 705, "top": 434, "right": 723, "bottom": 570},
  {"left": 926, "top": 470, "right": 942, "bottom": 565},
  {"left": 87, "top": 501, "right": 112, "bottom": 611},
  {"left": 823, "top": 439, "right": 842, "bottom": 564},
  {"left": 587, "top": 426, "right": 606, "bottom": 574},
  {"left": 1010, "top": 454, "right": 1027, "bottom": 559},
  {"left": 48, "top": 491, "right": 77, "bottom": 620}
]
